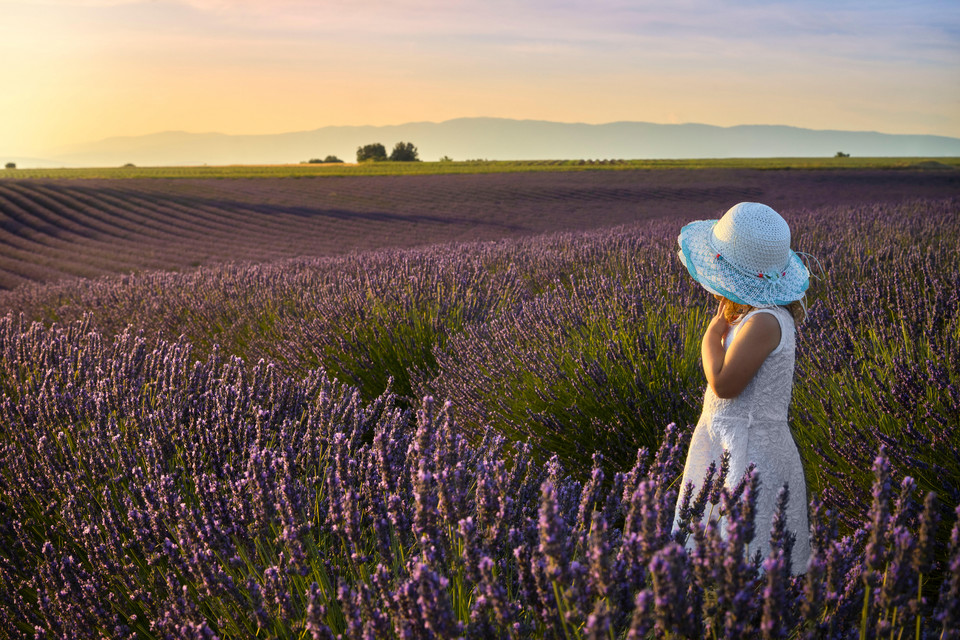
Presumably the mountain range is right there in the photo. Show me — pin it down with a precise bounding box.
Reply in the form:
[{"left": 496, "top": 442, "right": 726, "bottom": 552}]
[{"left": 12, "top": 118, "right": 960, "bottom": 168}]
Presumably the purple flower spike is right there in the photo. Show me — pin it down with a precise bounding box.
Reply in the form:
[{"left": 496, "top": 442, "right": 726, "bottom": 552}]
[
  {"left": 627, "top": 590, "right": 655, "bottom": 639},
  {"left": 768, "top": 483, "right": 795, "bottom": 575},
  {"left": 761, "top": 550, "right": 791, "bottom": 639},
  {"left": 649, "top": 542, "right": 697, "bottom": 637},
  {"left": 935, "top": 504, "right": 960, "bottom": 636},
  {"left": 587, "top": 510, "right": 611, "bottom": 601},
  {"left": 305, "top": 583, "right": 336, "bottom": 640},
  {"left": 709, "top": 450, "right": 732, "bottom": 506},
  {"left": 583, "top": 598, "right": 611, "bottom": 640},
  {"left": 538, "top": 479, "right": 570, "bottom": 583},
  {"left": 864, "top": 449, "right": 894, "bottom": 606}
]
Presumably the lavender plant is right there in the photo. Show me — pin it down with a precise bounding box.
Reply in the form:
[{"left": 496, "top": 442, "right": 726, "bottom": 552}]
[
  {"left": 3, "top": 199, "right": 958, "bottom": 510},
  {"left": 0, "top": 317, "right": 958, "bottom": 638},
  {"left": 0, "top": 195, "right": 958, "bottom": 637}
]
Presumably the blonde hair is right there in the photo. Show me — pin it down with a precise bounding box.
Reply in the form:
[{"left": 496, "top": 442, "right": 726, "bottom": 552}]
[{"left": 714, "top": 294, "right": 806, "bottom": 325}]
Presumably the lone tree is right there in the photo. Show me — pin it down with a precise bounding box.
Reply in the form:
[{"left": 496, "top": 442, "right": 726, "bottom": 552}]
[
  {"left": 835, "top": 151, "right": 850, "bottom": 158},
  {"left": 357, "top": 143, "right": 387, "bottom": 162},
  {"left": 389, "top": 141, "right": 420, "bottom": 162},
  {"left": 4, "top": 162, "right": 15, "bottom": 169}
]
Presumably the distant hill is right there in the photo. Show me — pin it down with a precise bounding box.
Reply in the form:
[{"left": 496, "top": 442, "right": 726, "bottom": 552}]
[{"left": 30, "top": 118, "right": 960, "bottom": 167}]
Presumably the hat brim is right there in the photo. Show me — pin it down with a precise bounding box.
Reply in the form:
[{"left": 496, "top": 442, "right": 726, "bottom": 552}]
[{"left": 678, "top": 220, "right": 809, "bottom": 307}]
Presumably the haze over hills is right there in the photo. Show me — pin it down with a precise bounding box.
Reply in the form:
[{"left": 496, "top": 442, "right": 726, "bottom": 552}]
[{"left": 13, "top": 118, "right": 960, "bottom": 168}]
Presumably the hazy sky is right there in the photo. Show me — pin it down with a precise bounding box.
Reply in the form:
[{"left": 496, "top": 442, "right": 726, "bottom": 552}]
[{"left": 2, "top": 0, "right": 958, "bottom": 156}]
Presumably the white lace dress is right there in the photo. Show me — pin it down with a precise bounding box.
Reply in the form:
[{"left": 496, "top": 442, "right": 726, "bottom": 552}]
[{"left": 674, "top": 305, "right": 810, "bottom": 574}]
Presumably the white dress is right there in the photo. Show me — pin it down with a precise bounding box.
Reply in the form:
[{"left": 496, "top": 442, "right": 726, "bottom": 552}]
[{"left": 674, "top": 306, "right": 810, "bottom": 574}]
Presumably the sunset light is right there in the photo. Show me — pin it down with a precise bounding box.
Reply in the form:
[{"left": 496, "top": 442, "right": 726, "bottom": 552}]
[{"left": 2, "top": 0, "right": 958, "bottom": 160}]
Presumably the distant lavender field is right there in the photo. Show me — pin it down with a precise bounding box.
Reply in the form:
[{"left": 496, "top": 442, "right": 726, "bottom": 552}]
[
  {"left": 0, "top": 170, "right": 958, "bottom": 637},
  {"left": 0, "top": 168, "right": 956, "bottom": 289}
]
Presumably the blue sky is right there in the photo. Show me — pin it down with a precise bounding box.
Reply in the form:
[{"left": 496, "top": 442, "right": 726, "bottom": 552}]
[{"left": 1, "top": 0, "right": 957, "bottom": 156}]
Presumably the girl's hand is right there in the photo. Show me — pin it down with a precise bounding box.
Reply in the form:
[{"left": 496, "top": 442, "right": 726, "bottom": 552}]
[
  {"left": 701, "top": 300, "right": 781, "bottom": 399},
  {"left": 706, "top": 299, "right": 731, "bottom": 343}
]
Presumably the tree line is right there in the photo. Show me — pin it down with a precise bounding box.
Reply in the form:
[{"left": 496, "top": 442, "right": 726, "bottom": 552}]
[{"left": 357, "top": 141, "right": 419, "bottom": 162}]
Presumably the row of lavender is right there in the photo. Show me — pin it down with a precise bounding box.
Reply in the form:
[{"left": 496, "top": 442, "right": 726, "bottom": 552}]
[
  {"left": 4, "top": 198, "right": 957, "bottom": 519},
  {"left": 0, "top": 315, "right": 957, "bottom": 638},
  {"left": 0, "top": 196, "right": 958, "bottom": 636},
  {"left": 0, "top": 169, "right": 737, "bottom": 290}
]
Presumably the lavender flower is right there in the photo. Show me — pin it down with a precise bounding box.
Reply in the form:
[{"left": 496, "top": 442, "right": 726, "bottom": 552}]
[
  {"left": 537, "top": 480, "right": 570, "bottom": 583},
  {"left": 935, "top": 504, "right": 960, "bottom": 637},
  {"left": 2, "top": 194, "right": 959, "bottom": 638},
  {"left": 649, "top": 542, "right": 697, "bottom": 637}
]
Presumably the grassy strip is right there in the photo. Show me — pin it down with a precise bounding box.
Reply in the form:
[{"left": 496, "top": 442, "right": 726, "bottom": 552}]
[{"left": 1, "top": 157, "right": 958, "bottom": 179}]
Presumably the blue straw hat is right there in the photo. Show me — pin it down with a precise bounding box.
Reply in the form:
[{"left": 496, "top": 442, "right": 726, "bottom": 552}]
[{"left": 677, "top": 202, "right": 810, "bottom": 307}]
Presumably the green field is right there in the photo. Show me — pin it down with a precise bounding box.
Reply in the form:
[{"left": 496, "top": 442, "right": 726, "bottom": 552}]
[{"left": 2, "top": 156, "right": 958, "bottom": 179}]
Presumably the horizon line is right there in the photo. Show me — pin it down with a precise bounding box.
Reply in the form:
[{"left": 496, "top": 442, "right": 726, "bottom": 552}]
[{"left": 64, "top": 117, "right": 960, "bottom": 147}]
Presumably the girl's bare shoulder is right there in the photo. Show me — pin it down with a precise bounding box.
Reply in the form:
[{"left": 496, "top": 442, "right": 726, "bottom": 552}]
[{"left": 734, "top": 311, "right": 781, "bottom": 352}]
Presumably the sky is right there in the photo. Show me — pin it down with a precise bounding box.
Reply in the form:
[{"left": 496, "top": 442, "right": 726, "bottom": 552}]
[{"left": 1, "top": 0, "right": 958, "bottom": 157}]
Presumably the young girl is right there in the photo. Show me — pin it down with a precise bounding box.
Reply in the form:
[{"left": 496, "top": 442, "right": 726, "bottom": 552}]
[{"left": 674, "top": 201, "right": 812, "bottom": 574}]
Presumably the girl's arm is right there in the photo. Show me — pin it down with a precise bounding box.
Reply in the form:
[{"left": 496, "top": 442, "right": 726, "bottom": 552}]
[{"left": 702, "top": 301, "right": 781, "bottom": 399}]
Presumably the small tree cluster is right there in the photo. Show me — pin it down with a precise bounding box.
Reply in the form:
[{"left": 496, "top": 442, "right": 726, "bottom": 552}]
[
  {"left": 389, "top": 142, "right": 420, "bottom": 162},
  {"left": 357, "top": 143, "right": 387, "bottom": 162},
  {"left": 357, "top": 141, "right": 420, "bottom": 162},
  {"left": 4, "top": 162, "right": 15, "bottom": 169},
  {"left": 305, "top": 156, "right": 344, "bottom": 164}
]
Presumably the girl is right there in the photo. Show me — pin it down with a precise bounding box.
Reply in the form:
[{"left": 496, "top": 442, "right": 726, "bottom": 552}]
[{"left": 674, "top": 201, "right": 812, "bottom": 574}]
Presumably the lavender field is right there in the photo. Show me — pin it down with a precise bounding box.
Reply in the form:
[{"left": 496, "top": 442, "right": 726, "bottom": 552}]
[
  {"left": 0, "top": 168, "right": 957, "bottom": 290},
  {"left": 0, "top": 169, "right": 958, "bottom": 638}
]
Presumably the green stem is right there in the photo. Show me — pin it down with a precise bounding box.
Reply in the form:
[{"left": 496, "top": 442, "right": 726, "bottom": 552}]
[
  {"left": 551, "top": 581, "right": 574, "bottom": 640},
  {"left": 915, "top": 574, "right": 923, "bottom": 640},
  {"left": 860, "top": 584, "right": 870, "bottom": 640}
]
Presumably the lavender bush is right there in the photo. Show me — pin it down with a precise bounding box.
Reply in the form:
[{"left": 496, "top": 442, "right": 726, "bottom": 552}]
[
  {"left": 0, "top": 317, "right": 957, "bottom": 637},
  {"left": 2, "top": 168, "right": 955, "bottom": 290},
  {"left": 2, "top": 198, "right": 957, "bottom": 507},
  {"left": 0, "top": 196, "right": 957, "bottom": 636}
]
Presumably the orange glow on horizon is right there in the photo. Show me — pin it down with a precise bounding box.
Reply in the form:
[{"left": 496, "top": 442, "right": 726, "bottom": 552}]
[{"left": 1, "top": 0, "right": 957, "bottom": 158}]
